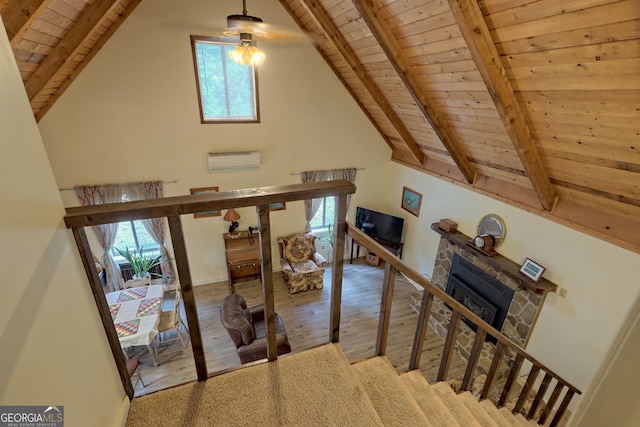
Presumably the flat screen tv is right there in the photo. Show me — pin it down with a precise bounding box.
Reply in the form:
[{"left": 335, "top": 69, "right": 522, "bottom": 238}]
[{"left": 355, "top": 207, "right": 404, "bottom": 247}]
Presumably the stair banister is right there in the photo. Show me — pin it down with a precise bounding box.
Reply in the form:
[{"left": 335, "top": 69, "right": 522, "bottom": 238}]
[{"left": 345, "top": 222, "right": 581, "bottom": 426}]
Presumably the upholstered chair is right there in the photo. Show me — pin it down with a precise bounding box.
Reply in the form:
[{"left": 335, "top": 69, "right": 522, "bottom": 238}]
[
  {"left": 277, "top": 233, "right": 327, "bottom": 293},
  {"left": 219, "top": 293, "right": 292, "bottom": 364}
]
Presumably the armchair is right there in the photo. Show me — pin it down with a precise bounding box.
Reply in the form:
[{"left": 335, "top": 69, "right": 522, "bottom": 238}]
[
  {"left": 277, "top": 233, "right": 327, "bottom": 293},
  {"left": 219, "top": 293, "right": 292, "bottom": 364}
]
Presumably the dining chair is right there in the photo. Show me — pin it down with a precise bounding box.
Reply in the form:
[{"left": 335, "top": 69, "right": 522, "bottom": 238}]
[
  {"left": 156, "top": 290, "right": 189, "bottom": 350},
  {"left": 125, "top": 358, "right": 145, "bottom": 388}
]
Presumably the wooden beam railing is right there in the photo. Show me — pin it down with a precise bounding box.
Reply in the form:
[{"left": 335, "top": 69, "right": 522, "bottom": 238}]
[
  {"left": 63, "top": 181, "right": 356, "bottom": 400},
  {"left": 346, "top": 224, "right": 581, "bottom": 426},
  {"left": 64, "top": 178, "right": 578, "bottom": 426}
]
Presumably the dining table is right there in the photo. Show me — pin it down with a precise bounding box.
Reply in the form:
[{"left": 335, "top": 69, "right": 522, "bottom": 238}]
[{"left": 106, "top": 285, "right": 164, "bottom": 366}]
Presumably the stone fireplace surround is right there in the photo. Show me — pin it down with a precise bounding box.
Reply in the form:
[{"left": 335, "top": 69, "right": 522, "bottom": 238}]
[{"left": 410, "top": 224, "right": 557, "bottom": 376}]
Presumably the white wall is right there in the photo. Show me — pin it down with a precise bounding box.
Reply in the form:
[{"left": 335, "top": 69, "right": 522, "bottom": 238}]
[
  {"left": 386, "top": 163, "right": 640, "bottom": 419},
  {"left": 38, "top": 0, "right": 392, "bottom": 285},
  {"left": 0, "top": 19, "right": 127, "bottom": 427}
]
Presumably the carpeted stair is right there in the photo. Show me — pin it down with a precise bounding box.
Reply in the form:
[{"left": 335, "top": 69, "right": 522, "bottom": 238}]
[{"left": 126, "top": 344, "right": 541, "bottom": 426}]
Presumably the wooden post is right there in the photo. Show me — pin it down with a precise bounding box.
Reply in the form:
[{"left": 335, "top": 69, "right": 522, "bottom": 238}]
[
  {"left": 514, "top": 365, "right": 541, "bottom": 414},
  {"left": 499, "top": 354, "right": 524, "bottom": 407},
  {"left": 409, "top": 290, "right": 434, "bottom": 370},
  {"left": 539, "top": 382, "right": 565, "bottom": 424},
  {"left": 529, "top": 373, "right": 553, "bottom": 419},
  {"left": 481, "top": 341, "right": 506, "bottom": 400},
  {"left": 72, "top": 227, "right": 134, "bottom": 399},
  {"left": 167, "top": 215, "right": 207, "bottom": 381},
  {"left": 330, "top": 195, "right": 347, "bottom": 343},
  {"left": 376, "top": 263, "right": 396, "bottom": 356},
  {"left": 256, "top": 204, "right": 277, "bottom": 361},
  {"left": 462, "top": 328, "right": 487, "bottom": 391},
  {"left": 438, "top": 310, "right": 462, "bottom": 381}
]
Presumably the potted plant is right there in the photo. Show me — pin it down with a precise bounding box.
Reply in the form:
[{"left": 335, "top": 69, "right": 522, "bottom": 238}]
[{"left": 115, "top": 246, "right": 164, "bottom": 281}]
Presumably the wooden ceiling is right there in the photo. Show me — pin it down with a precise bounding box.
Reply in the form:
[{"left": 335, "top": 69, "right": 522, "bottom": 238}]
[{"left": 2, "top": 0, "right": 639, "bottom": 253}]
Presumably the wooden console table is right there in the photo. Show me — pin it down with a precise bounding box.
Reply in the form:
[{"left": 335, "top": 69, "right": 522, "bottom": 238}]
[{"left": 224, "top": 231, "right": 261, "bottom": 293}]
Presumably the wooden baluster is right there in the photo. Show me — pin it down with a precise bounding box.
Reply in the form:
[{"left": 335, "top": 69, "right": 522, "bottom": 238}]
[
  {"left": 376, "top": 263, "right": 396, "bottom": 356},
  {"left": 168, "top": 215, "right": 207, "bottom": 380},
  {"left": 539, "top": 381, "right": 564, "bottom": 424},
  {"left": 481, "top": 341, "right": 506, "bottom": 401},
  {"left": 499, "top": 354, "right": 524, "bottom": 407},
  {"left": 256, "top": 205, "right": 277, "bottom": 361},
  {"left": 550, "top": 389, "right": 575, "bottom": 427},
  {"left": 409, "top": 290, "right": 434, "bottom": 370},
  {"left": 330, "top": 195, "right": 347, "bottom": 343},
  {"left": 528, "top": 372, "right": 553, "bottom": 420},
  {"left": 438, "top": 310, "right": 462, "bottom": 381},
  {"left": 461, "top": 327, "right": 487, "bottom": 391},
  {"left": 514, "top": 365, "right": 541, "bottom": 414}
]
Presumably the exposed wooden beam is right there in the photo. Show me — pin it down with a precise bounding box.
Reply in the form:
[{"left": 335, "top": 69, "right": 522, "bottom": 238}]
[
  {"left": 353, "top": 0, "right": 476, "bottom": 183},
  {"left": 24, "top": 0, "right": 119, "bottom": 102},
  {"left": 296, "top": 0, "right": 426, "bottom": 165},
  {"left": 35, "top": 0, "right": 143, "bottom": 121},
  {"left": 448, "top": 0, "right": 558, "bottom": 211},
  {"left": 280, "top": 1, "right": 398, "bottom": 153},
  {"left": 1, "top": 0, "right": 50, "bottom": 44}
]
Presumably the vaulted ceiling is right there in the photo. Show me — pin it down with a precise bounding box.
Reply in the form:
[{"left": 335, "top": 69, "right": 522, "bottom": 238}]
[{"left": 2, "top": 0, "right": 639, "bottom": 253}]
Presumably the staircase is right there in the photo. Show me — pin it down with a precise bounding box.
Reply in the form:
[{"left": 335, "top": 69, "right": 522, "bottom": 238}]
[
  {"left": 126, "top": 344, "right": 546, "bottom": 426},
  {"left": 353, "top": 355, "right": 541, "bottom": 427}
]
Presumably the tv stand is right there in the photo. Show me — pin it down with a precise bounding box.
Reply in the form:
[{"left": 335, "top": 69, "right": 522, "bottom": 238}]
[{"left": 350, "top": 238, "right": 403, "bottom": 263}]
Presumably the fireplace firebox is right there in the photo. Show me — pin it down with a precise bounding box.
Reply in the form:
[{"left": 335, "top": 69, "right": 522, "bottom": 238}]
[{"left": 445, "top": 253, "right": 514, "bottom": 342}]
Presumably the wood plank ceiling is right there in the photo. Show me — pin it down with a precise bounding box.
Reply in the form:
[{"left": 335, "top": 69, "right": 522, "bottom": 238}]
[{"left": 2, "top": 0, "right": 639, "bottom": 253}]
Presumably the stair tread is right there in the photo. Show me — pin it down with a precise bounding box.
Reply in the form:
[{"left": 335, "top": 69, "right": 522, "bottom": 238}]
[
  {"left": 459, "top": 392, "right": 500, "bottom": 427},
  {"left": 432, "top": 382, "right": 482, "bottom": 427},
  {"left": 515, "top": 413, "right": 537, "bottom": 426},
  {"left": 399, "top": 371, "right": 460, "bottom": 427},
  {"left": 482, "top": 400, "right": 520, "bottom": 427},
  {"left": 352, "top": 357, "right": 432, "bottom": 426}
]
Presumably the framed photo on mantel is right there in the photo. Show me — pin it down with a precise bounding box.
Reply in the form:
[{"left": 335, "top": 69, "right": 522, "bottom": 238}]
[{"left": 520, "top": 258, "right": 545, "bottom": 282}]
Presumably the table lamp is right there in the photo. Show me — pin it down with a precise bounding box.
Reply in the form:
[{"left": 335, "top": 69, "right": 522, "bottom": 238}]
[{"left": 224, "top": 209, "right": 241, "bottom": 235}]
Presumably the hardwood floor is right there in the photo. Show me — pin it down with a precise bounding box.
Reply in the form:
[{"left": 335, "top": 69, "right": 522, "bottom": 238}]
[{"left": 132, "top": 258, "right": 468, "bottom": 397}]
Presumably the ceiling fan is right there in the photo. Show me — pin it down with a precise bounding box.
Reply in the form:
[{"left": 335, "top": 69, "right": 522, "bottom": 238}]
[
  {"left": 224, "top": 0, "right": 268, "bottom": 65},
  {"left": 222, "top": 0, "right": 314, "bottom": 65}
]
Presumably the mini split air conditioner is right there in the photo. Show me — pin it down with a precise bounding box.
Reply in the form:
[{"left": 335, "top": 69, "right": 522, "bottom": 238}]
[{"left": 207, "top": 151, "right": 260, "bottom": 171}]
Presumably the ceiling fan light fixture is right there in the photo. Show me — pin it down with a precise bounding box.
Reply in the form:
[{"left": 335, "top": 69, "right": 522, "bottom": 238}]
[{"left": 228, "top": 33, "right": 265, "bottom": 66}]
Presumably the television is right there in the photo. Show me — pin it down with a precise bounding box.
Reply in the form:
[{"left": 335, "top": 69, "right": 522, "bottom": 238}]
[{"left": 355, "top": 207, "right": 404, "bottom": 247}]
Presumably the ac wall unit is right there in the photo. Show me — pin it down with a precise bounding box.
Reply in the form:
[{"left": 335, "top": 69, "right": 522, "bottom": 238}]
[{"left": 207, "top": 151, "right": 260, "bottom": 171}]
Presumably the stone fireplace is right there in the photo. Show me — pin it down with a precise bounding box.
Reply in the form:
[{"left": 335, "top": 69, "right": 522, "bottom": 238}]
[{"left": 410, "top": 224, "right": 557, "bottom": 376}]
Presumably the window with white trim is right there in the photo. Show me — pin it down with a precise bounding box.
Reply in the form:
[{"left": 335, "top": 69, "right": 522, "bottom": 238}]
[
  {"left": 111, "top": 195, "right": 160, "bottom": 259},
  {"left": 310, "top": 196, "right": 335, "bottom": 230}
]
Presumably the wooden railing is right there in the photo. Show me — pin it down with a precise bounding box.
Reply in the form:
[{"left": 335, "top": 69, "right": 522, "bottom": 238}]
[
  {"left": 347, "top": 225, "right": 582, "bottom": 426},
  {"left": 64, "top": 180, "right": 580, "bottom": 426}
]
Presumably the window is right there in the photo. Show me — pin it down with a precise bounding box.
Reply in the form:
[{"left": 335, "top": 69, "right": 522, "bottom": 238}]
[
  {"left": 111, "top": 195, "right": 160, "bottom": 259},
  {"left": 191, "top": 35, "right": 259, "bottom": 123},
  {"left": 310, "top": 196, "right": 335, "bottom": 230}
]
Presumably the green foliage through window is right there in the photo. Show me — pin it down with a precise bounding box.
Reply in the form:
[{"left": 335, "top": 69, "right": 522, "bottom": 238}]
[{"left": 191, "top": 36, "right": 259, "bottom": 122}]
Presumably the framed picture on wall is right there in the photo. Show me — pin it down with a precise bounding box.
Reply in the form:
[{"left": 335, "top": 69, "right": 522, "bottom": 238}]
[
  {"left": 269, "top": 202, "right": 286, "bottom": 211},
  {"left": 401, "top": 186, "right": 422, "bottom": 217},
  {"left": 190, "top": 186, "right": 220, "bottom": 218}
]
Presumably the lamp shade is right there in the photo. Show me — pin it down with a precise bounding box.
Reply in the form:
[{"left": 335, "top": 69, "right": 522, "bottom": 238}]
[{"left": 224, "top": 209, "right": 241, "bottom": 222}]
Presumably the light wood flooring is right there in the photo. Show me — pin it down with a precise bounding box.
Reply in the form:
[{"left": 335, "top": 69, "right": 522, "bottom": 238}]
[{"left": 131, "top": 258, "right": 468, "bottom": 397}]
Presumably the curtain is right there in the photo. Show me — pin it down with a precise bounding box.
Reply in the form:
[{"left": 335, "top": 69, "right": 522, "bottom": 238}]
[
  {"left": 121, "top": 181, "right": 174, "bottom": 284},
  {"left": 301, "top": 168, "right": 357, "bottom": 232},
  {"left": 75, "top": 185, "right": 122, "bottom": 291}
]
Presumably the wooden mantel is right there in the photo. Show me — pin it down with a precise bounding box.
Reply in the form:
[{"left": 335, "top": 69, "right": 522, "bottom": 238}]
[{"left": 430, "top": 223, "right": 557, "bottom": 295}]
